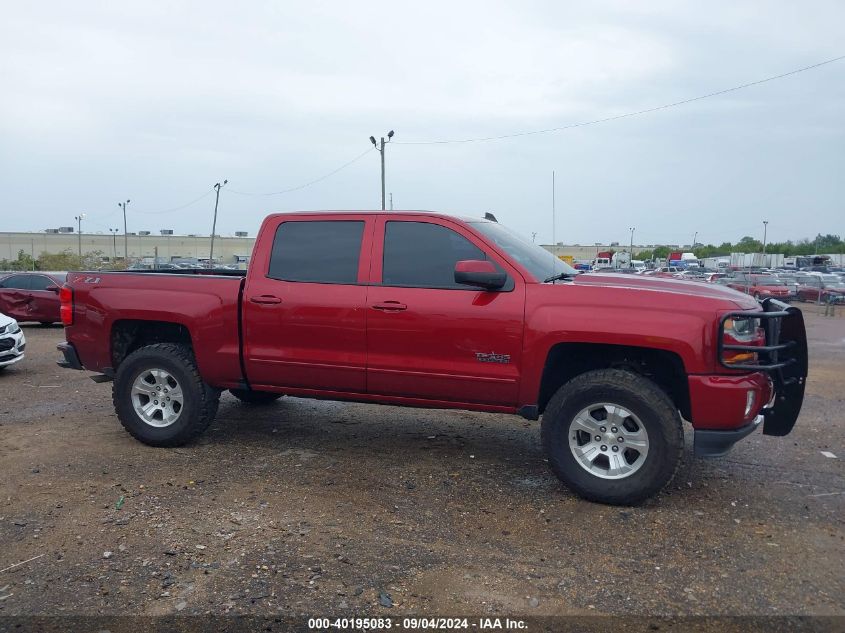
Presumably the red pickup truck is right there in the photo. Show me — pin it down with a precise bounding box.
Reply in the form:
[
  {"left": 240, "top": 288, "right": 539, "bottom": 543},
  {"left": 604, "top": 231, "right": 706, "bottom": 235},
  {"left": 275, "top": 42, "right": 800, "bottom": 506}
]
[{"left": 57, "top": 212, "right": 808, "bottom": 505}]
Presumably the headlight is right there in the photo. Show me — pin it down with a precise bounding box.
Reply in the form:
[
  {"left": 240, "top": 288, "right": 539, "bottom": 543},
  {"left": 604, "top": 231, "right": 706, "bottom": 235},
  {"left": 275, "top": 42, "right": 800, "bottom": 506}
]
[{"left": 724, "top": 317, "right": 760, "bottom": 341}]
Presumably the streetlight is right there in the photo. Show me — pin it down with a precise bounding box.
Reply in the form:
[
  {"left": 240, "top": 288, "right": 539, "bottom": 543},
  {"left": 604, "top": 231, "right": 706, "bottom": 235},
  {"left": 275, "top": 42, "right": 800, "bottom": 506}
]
[
  {"left": 369, "top": 130, "right": 394, "bottom": 210},
  {"left": 629, "top": 227, "right": 635, "bottom": 268},
  {"left": 74, "top": 213, "right": 86, "bottom": 261},
  {"left": 118, "top": 200, "right": 130, "bottom": 260},
  {"left": 692, "top": 231, "right": 698, "bottom": 248},
  {"left": 762, "top": 220, "right": 769, "bottom": 255},
  {"left": 209, "top": 180, "right": 227, "bottom": 268},
  {"left": 108, "top": 228, "right": 119, "bottom": 262}
]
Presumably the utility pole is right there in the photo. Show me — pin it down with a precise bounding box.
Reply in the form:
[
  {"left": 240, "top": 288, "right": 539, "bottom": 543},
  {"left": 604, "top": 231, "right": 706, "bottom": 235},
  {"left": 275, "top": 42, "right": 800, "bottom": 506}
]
[
  {"left": 532, "top": 232, "right": 537, "bottom": 243},
  {"left": 369, "top": 131, "right": 394, "bottom": 210},
  {"left": 209, "top": 180, "right": 227, "bottom": 268},
  {"left": 118, "top": 200, "right": 130, "bottom": 260},
  {"left": 389, "top": 192, "right": 393, "bottom": 211},
  {"left": 629, "top": 227, "right": 635, "bottom": 267},
  {"left": 109, "top": 228, "right": 118, "bottom": 262},
  {"left": 692, "top": 231, "right": 698, "bottom": 248},
  {"left": 552, "top": 171, "right": 556, "bottom": 246},
  {"left": 74, "top": 213, "right": 86, "bottom": 261},
  {"left": 762, "top": 220, "right": 768, "bottom": 254}
]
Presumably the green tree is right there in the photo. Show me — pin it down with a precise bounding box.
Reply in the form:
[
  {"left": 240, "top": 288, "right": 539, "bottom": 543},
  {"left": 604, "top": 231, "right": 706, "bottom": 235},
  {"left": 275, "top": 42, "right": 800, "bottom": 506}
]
[{"left": 38, "top": 249, "right": 83, "bottom": 271}]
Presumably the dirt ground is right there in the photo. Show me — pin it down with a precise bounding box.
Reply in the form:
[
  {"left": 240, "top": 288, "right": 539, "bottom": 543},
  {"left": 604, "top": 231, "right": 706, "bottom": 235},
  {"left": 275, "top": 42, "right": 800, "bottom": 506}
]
[{"left": 0, "top": 307, "right": 842, "bottom": 619}]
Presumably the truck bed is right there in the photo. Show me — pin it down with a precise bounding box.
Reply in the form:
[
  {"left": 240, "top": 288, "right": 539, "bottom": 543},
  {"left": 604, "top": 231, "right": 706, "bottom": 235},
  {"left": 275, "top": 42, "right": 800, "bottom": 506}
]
[{"left": 64, "top": 270, "right": 246, "bottom": 387}]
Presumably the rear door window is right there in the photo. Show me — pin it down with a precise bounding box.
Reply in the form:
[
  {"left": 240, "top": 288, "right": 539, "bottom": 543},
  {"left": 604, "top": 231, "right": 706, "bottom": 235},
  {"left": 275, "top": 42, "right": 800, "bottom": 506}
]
[
  {"left": 28, "top": 275, "right": 55, "bottom": 291},
  {"left": 268, "top": 221, "right": 364, "bottom": 284}
]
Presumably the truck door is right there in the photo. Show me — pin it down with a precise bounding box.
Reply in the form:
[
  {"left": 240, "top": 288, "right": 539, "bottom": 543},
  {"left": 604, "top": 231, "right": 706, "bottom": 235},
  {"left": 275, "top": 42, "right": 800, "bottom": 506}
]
[
  {"left": 365, "top": 217, "right": 525, "bottom": 406},
  {"left": 26, "top": 274, "right": 62, "bottom": 323},
  {"left": 242, "top": 216, "right": 373, "bottom": 393}
]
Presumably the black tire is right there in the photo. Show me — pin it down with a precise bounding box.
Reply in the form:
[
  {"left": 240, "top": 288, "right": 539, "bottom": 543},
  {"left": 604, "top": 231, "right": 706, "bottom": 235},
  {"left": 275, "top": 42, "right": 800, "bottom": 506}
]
[
  {"left": 541, "top": 369, "right": 683, "bottom": 506},
  {"left": 229, "top": 388, "right": 283, "bottom": 405},
  {"left": 112, "top": 343, "right": 220, "bottom": 447}
]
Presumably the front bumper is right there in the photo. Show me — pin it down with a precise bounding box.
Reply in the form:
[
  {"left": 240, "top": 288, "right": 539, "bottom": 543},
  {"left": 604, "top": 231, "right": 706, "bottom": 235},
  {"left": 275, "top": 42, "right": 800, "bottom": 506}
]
[
  {"left": 695, "top": 415, "right": 763, "bottom": 457},
  {"left": 690, "top": 299, "right": 808, "bottom": 456},
  {"left": 0, "top": 327, "right": 26, "bottom": 367}
]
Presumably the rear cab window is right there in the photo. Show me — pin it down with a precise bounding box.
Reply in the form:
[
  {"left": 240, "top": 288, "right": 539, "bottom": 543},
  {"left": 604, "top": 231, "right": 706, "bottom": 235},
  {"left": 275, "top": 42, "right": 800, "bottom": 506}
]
[{"left": 267, "top": 220, "right": 365, "bottom": 284}]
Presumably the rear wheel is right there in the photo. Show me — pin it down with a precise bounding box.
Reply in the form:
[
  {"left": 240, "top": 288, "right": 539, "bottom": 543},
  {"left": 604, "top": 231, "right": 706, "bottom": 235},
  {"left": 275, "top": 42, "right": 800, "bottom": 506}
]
[
  {"left": 229, "top": 388, "right": 283, "bottom": 405},
  {"left": 541, "top": 369, "right": 683, "bottom": 505},
  {"left": 113, "top": 343, "right": 219, "bottom": 447}
]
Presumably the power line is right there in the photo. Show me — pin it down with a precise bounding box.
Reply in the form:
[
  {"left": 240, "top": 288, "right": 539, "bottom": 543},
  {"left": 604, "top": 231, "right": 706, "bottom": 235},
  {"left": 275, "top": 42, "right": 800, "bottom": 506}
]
[
  {"left": 396, "top": 54, "right": 845, "bottom": 145},
  {"left": 227, "top": 147, "right": 374, "bottom": 196}
]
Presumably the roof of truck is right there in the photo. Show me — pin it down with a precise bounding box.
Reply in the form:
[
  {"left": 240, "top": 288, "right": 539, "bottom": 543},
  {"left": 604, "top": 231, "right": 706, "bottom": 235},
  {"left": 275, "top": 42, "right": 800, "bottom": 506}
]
[{"left": 267, "top": 210, "right": 492, "bottom": 224}]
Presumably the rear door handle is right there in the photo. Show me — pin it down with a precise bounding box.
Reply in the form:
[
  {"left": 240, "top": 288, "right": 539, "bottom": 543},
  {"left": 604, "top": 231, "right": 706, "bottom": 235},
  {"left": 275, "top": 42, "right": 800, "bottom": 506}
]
[
  {"left": 249, "top": 295, "right": 282, "bottom": 305},
  {"left": 372, "top": 301, "right": 407, "bottom": 312}
]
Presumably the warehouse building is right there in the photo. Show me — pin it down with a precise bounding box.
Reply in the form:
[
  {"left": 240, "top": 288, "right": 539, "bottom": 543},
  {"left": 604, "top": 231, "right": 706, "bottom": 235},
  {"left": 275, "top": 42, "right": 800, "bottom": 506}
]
[{"left": 0, "top": 230, "right": 256, "bottom": 265}]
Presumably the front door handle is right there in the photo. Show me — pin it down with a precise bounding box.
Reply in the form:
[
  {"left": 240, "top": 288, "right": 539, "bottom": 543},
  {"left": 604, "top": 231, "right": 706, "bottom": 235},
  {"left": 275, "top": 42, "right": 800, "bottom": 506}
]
[
  {"left": 372, "top": 301, "right": 407, "bottom": 312},
  {"left": 250, "top": 295, "right": 282, "bottom": 305}
]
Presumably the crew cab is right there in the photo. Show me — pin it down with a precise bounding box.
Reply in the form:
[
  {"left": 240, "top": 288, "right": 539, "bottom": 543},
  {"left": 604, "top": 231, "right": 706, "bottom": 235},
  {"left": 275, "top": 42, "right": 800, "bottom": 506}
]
[{"left": 57, "top": 212, "right": 808, "bottom": 505}]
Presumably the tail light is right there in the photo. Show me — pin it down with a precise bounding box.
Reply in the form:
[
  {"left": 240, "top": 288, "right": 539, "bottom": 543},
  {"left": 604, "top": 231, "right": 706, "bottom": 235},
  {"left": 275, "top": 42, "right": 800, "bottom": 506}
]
[
  {"left": 722, "top": 317, "right": 764, "bottom": 365},
  {"left": 59, "top": 284, "right": 74, "bottom": 326}
]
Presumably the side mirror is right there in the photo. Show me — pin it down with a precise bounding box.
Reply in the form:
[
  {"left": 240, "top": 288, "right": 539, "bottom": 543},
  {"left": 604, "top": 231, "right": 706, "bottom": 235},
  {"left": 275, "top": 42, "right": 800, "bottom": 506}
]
[
  {"left": 45, "top": 285, "right": 60, "bottom": 293},
  {"left": 454, "top": 260, "right": 506, "bottom": 290}
]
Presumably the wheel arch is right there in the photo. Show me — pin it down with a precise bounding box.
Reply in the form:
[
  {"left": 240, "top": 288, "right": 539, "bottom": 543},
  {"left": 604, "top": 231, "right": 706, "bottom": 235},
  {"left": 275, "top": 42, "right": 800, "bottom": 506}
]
[
  {"left": 537, "top": 342, "right": 692, "bottom": 421},
  {"left": 111, "top": 319, "right": 193, "bottom": 370}
]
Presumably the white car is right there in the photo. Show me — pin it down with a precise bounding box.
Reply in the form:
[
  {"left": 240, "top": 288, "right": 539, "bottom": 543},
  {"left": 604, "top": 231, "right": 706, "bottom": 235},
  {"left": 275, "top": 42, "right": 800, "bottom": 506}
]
[{"left": 0, "top": 312, "right": 26, "bottom": 370}]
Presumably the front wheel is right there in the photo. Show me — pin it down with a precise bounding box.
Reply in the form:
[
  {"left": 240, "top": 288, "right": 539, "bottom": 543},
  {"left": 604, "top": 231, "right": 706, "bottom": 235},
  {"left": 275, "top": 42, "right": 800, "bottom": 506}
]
[
  {"left": 541, "top": 369, "right": 683, "bottom": 505},
  {"left": 112, "top": 343, "right": 220, "bottom": 447}
]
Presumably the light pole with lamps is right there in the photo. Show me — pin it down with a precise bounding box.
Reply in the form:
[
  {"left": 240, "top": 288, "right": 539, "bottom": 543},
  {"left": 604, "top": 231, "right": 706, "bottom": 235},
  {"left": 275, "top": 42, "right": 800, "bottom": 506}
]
[
  {"left": 74, "top": 213, "right": 86, "bottom": 261},
  {"left": 209, "top": 180, "right": 227, "bottom": 267},
  {"left": 118, "top": 200, "right": 130, "bottom": 260},
  {"left": 629, "top": 227, "right": 635, "bottom": 268},
  {"left": 108, "top": 228, "right": 119, "bottom": 263},
  {"left": 369, "top": 130, "right": 394, "bottom": 210},
  {"left": 762, "top": 220, "right": 768, "bottom": 254}
]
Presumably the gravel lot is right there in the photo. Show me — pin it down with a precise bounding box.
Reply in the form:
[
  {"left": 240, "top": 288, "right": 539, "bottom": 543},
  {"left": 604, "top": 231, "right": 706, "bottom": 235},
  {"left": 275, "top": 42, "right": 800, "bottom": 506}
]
[{"left": 0, "top": 307, "right": 842, "bottom": 619}]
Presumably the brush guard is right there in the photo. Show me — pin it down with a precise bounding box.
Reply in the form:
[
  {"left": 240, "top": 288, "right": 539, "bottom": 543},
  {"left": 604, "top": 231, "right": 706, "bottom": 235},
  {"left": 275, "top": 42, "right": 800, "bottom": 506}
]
[{"left": 717, "top": 298, "right": 807, "bottom": 437}]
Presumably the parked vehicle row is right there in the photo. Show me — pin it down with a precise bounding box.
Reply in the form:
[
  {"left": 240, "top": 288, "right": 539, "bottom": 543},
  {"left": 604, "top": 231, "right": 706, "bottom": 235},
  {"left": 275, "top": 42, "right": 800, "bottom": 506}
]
[{"left": 607, "top": 266, "right": 844, "bottom": 304}]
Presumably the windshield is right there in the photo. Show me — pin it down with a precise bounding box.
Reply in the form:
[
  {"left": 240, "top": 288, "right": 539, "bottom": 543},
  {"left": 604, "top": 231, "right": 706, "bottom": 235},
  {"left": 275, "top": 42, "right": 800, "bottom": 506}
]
[{"left": 471, "top": 221, "right": 578, "bottom": 281}]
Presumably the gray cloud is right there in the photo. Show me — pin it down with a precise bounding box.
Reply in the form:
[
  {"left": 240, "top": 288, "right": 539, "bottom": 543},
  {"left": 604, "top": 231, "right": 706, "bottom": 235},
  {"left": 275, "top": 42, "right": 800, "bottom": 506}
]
[{"left": 0, "top": 0, "right": 842, "bottom": 246}]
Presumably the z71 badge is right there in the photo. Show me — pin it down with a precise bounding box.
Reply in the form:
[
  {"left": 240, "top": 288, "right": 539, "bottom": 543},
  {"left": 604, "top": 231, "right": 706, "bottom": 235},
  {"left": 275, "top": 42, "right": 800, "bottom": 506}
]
[{"left": 475, "top": 352, "right": 511, "bottom": 364}]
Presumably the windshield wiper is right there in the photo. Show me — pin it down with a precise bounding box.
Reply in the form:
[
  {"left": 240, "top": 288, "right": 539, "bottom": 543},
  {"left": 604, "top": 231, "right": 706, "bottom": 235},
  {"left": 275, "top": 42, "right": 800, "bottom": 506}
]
[{"left": 543, "top": 272, "right": 576, "bottom": 283}]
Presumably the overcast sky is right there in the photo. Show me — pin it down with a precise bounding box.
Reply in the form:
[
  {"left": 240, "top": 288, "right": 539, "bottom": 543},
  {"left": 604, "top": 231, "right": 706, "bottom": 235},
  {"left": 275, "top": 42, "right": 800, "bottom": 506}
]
[{"left": 0, "top": 1, "right": 842, "bottom": 246}]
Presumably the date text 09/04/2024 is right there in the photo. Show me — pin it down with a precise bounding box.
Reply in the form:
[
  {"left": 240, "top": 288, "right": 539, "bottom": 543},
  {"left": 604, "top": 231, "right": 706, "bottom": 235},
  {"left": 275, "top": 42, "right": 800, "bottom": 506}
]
[{"left": 307, "top": 617, "right": 527, "bottom": 629}]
